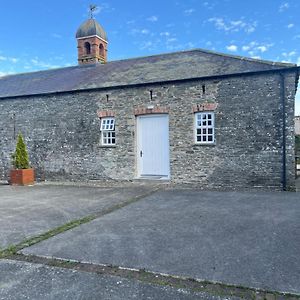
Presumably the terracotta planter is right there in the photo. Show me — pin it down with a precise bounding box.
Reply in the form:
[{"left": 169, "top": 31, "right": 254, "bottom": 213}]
[{"left": 10, "top": 169, "right": 35, "bottom": 186}]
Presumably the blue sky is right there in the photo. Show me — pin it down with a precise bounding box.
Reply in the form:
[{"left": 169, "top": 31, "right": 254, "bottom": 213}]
[{"left": 0, "top": 0, "right": 299, "bottom": 113}]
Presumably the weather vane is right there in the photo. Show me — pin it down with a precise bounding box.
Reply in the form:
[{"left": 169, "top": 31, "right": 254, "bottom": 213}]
[{"left": 89, "top": 4, "right": 98, "bottom": 19}]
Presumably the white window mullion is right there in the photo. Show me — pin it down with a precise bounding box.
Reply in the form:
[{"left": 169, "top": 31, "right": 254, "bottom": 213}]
[
  {"left": 195, "top": 112, "right": 215, "bottom": 144},
  {"left": 101, "top": 117, "right": 116, "bottom": 145}
]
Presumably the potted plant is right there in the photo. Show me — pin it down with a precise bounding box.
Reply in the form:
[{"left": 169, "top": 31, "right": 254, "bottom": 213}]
[{"left": 10, "top": 133, "right": 34, "bottom": 185}]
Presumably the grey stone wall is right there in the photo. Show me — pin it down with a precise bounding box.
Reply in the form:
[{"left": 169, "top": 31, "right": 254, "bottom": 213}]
[{"left": 0, "top": 71, "right": 296, "bottom": 190}]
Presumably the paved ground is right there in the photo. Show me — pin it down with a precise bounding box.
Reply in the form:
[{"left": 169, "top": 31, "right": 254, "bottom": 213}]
[
  {"left": 22, "top": 189, "right": 300, "bottom": 295},
  {"left": 0, "top": 184, "right": 155, "bottom": 249},
  {"left": 1, "top": 259, "right": 240, "bottom": 300},
  {"left": 1, "top": 184, "right": 300, "bottom": 299}
]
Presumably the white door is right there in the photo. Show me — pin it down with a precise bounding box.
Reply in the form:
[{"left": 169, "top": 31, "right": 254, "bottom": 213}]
[{"left": 137, "top": 114, "right": 170, "bottom": 178}]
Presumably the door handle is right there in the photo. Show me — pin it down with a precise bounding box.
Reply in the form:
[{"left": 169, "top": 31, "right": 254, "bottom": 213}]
[{"left": 140, "top": 150, "right": 143, "bottom": 157}]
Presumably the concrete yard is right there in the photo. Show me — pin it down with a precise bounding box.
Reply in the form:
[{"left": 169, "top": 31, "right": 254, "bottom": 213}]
[
  {"left": 0, "top": 184, "right": 299, "bottom": 299},
  {"left": 0, "top": 184, "right": 155, "bottom": 249},
  {"left": 21, "top": 189, "right": 300, "bottom": 295},
  {"left": 1, "top": 259, "right": 238, "bottom": 300}
]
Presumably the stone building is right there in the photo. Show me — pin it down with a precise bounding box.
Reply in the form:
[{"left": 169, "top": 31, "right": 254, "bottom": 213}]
[{"left": 0, "top": 17, "right": 299, "bottom": 190}]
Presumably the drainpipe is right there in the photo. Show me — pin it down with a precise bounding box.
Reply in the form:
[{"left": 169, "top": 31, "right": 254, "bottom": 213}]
[{"left": 280, "top": 73, "right": 286, "bottom": 191}]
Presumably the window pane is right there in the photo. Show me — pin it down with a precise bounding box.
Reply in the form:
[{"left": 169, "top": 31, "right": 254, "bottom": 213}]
[
  {"left": 101, "top": 117, "right": 116, "bottom": 145},
  {"left": 195, "top": 112, "right": 215, "bottom": 144}
]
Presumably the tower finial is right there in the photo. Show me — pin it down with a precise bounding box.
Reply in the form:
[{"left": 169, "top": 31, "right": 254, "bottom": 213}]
[{"left": 89, "top": 4, "right": 97, "bottom": 19}]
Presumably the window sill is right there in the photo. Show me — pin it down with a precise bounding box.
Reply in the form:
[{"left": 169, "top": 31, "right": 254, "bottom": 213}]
[
  {"left": 100, "top": 145, "right": 117, "bottom": 148},
  {"left": 193, "top": 143, "right": 216, "bottom": 147}
]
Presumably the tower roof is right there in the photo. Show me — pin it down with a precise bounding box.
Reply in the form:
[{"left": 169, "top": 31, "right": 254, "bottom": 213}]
[{"left": 76, "top": 19, "right": 107, "bottom": 41}]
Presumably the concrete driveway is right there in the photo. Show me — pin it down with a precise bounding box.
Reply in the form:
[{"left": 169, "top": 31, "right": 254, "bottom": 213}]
[
  {"left": 1, "top": 259, "right": 234, "bottom": 300},
  {"left": 0, "top": 184, "right": 155, "bottom": 249},
  {"left": 1, "top": 184, "right": 300, "bottom": 299},
  {"left": 21, "top": 189, "right": 300, "bottom": 295}
]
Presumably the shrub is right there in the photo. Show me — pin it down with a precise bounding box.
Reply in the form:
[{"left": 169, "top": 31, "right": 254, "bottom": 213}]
[{"left": 12, "top": 133, "right": 30, "bottom": 169}]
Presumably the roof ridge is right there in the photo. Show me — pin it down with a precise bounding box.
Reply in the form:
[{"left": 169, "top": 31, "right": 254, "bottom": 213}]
[
  {"left": 0, "top": 48, "right": 297, "bottom": 80},
  {"left": 192, "top": 48, "right": 297, "bottom": 67}
]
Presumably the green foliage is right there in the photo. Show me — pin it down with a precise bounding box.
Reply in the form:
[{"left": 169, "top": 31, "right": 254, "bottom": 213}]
[{"left": 12, "top": 133, "right": 30, "bottom": 169}]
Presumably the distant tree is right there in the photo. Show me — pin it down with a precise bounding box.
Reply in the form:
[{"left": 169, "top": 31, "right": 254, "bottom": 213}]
[{"left": 12, "top": 133, "right": 30, "bottom": 169}]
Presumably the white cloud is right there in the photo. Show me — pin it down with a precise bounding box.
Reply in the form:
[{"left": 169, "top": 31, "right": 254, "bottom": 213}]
[
  {"left": 227, "top": 45, "right": 238, "bottom": 52},
  {"left": 30, "top": 57, "right": 59, "bottom": 69},
  {"left": 130, "top": 28, "right": 150, "bottom": 35},
  {"left": 202, "top": 2, "right": 215, "bottom": 9},
  {"left": 160, "top": 32, "right": 170, "bottom": 37},
  {"left": 0, "top": 71, "right": 10, "bottom": 77},
  {"left": 147, "top": 16, "right": 158, "bottom": 22},
  {"left": 52, "top": 33, "right": 62, "bottom": 39},
  {"left": 282, "top": 51, "right": 297, "bottom": 58},
  {"left": 140, "top": 41, "right": 154, "bottom": 51},
  {"left": 167, "top": 38, "right": 177, "bottom": 43},
  {"left": 279, "top": 2, "right": 290, "bottom": 12},
  {"left": 10, "top": 58, "right": 19, "bottom": 63},
  {"left": 242, "top": 41, "right": 273, "bottom": 55},
  {"left": 208, "top": 17, "right": 257, "bottom": 34},
  {"left": 287, "top": 23, "right": 294, "bottom": 29},
  {"left": 184, "top": 9, "right": 195, "bottom": 16},
  {"left": 186, "top": 42, "right": 195, "bottom": 48},
  {"left": 251, "top": 56, "right": 261, "bottom": 60},
  {"left": 257, "top": 46, "right": 267, "bottom": 53},
  {"left": 0, "top": 55, "right": 19, "bottom": 63}
]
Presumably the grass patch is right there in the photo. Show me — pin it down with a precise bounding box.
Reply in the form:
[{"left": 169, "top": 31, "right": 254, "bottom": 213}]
[{"left": 0, "top": 216, "right": 95, "bottom": 259}]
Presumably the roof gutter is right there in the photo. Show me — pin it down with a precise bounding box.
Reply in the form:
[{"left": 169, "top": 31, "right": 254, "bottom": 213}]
[{"left": 0, "top": 66, "right": 299, "bottom": 101}]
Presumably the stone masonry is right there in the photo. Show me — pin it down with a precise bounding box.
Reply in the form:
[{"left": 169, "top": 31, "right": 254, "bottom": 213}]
[{"left": 0, "top": 70, "right": 296, "bottom": 190}]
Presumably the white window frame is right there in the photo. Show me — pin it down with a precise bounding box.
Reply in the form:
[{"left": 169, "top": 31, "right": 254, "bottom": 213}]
[
  {"left": 100, "top": 117, "right": 116, "bottom": 146},
  {"left": 195, "top": 112, "right": 215, "bottom": 144}
]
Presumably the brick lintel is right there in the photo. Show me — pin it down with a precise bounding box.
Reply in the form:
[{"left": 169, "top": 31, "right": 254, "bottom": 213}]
[
  {"left": 97, "top": 110, "right": 115, "bottom": 118},
  {"left": 193, "top": 102, "right": 218, "bottom": 113}
]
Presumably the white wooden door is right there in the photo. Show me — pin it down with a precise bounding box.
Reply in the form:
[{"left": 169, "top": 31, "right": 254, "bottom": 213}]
[{"left": 137, "top": 114, "right": 170, "bottom": 178}]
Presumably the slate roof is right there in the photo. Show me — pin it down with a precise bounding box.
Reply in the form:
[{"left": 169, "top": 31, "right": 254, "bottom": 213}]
[{"left": 0, "top": 49, "right": 297, "bottom": 99}]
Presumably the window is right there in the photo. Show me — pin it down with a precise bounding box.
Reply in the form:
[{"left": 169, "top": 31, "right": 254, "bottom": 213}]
[
  {"left": 195, "top": 112, "right": 215, "bottom": 144},
  {"left": 99, "top": 44, "right": 104, "bottom": 57},
  {"left": 100, "top": 117, "right": 115, "bottom": 145},
  {"left": 84, "top": 42, "right": 91, "bottom": 55}
]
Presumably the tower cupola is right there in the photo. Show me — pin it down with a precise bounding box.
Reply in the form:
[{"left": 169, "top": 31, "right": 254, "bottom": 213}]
[{"left": 76, "top": 17, "right": 108, "bottom": 65}]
